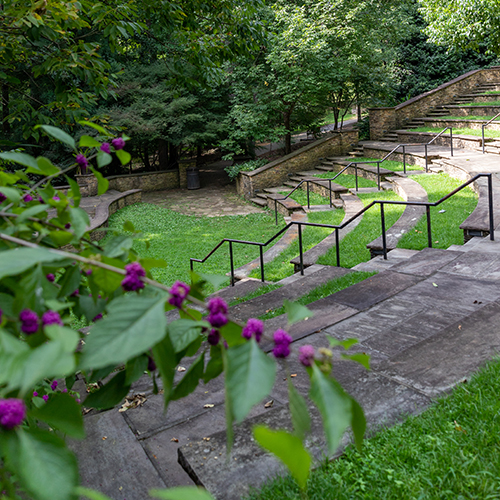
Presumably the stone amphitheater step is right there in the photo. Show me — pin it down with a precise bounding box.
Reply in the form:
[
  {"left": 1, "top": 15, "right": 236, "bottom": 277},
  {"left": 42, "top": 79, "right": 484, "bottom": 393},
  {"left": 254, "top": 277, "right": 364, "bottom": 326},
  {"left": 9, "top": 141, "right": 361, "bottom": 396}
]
[
  {"left": 250, "top": 196, "right": 267, "bottom": 207},
  {"left": 352, "top": 247, "right": 420, "bottom": 272},
  {"left": 209, "top": 277, "right": 272, "bottom": 303},
  {"left": 232, "top": 211, "right": 308, "bottom": 280},
  {"left": 286, "top": 174, "right": 349, "bottom": 200},
  {"left": 366, "top": 176, "right": 428, "bottom": 258},
  {"left": 289, "top": 192, "right": 365, "bottom": 271},
  {"left": 228, "top": 264, "right": 353, "bottom": 323},
  {"left": 319, "top": 157, "right": 397, "bottom": 184},
  {"left": 264, "top": 193, "right": 304, "bottom": 216},
  {"left": 263, "top": 186, "right": 292, "bottom": 194}
]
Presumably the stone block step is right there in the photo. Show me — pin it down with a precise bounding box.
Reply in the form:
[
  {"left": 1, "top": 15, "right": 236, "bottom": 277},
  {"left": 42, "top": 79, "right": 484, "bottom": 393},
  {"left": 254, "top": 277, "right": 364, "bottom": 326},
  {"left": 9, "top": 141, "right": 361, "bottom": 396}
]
[
  {"left": 263, "top": 186, "right": 292, "bottom": 194},
  {"left": 210, "top": 278, "right": 272, "bottom": 303},
  {"left": 250, "top": 197, "right": 267, "bottom": 207}
]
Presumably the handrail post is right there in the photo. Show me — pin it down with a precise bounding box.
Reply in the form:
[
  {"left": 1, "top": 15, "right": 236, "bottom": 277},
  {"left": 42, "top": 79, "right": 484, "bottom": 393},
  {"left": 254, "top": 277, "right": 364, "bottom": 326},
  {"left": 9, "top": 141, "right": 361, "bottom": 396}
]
[
  {"left": 259, "top": 245, "right": 265, "bottom": 282},
  {"left": 377, "top": 162, "right": 381, "bottom": 190},
  {"left": 425, "top": 144, "right": 428, "bottom": 172},
  {"left": 426, "top": 205, "right": 432, "bottom": 248},
  {"left": 335, "top": 229, "right": 340, "bottom": 267},
  {"left": 229, "top": 241, "right": 235, "bottom": 286},
  {"left": 307, "top": 181, "right": 310, "bottom": 209},
  {"left": 329, "top": 179, "right": 332, "bottom": 208},
  {"left": 482, "top": 124, "right": 486, "bottom": 154},
  {"left": 298, "top": 223, "right": 304, "bottom": 275},
  {"left": 190, "top": 259, "right": 194, "bottom": 272},
  {"left": 403, "top": 145, "right": 406, "bottom": 174},
  {"left": 380, "top": 202, "right": 387, "bottom": 260},
  {"left": 355, "top": 164, "right": 358, "bottom": 192},
  {"left": 450, "top": 127, "right": 453, "bottom": 157},
  {"left": 274, "top": 199, "right": 278, "bottom": 226},
  {"left": 488, "top": 174, "right": 495, "bottom": 240}
]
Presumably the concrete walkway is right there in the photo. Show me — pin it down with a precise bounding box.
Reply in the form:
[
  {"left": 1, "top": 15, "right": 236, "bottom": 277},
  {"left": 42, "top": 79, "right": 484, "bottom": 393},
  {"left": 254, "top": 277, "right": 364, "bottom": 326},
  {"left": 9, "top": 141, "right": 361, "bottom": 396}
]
[{"left": 71, "top": 143, "right": 500, "bottom": 500}]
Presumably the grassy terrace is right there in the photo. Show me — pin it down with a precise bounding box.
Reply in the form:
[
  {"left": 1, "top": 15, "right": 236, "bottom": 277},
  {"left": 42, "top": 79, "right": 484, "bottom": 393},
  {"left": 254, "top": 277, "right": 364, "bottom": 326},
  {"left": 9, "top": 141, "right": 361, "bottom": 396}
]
[
  {"left": 318, "top": 157, "right": 423, "bottom": 173},
  {"left": 247, "top": 358, "right": 500, "bottom": 500},
  {"left": 462, "top": 100, "right": 500, "bottom": 106},
  {"left": 411, "top": 126, "right": 500, "bottom": 138},
  {"left": 397, "top": 173, "right": 477, "bottom": 250},
  {"left": 435, "top": 115, "right": 500, "bottom": 121}
]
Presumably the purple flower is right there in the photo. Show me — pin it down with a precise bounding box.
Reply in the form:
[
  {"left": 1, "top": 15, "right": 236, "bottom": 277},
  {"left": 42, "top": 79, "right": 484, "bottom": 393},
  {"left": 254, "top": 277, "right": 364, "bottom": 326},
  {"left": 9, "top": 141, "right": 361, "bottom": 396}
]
[
  {"left": 46, "top": 273, "right": 55, "bottom": 282},
  {"left": 0, "top": 192, "right": 6, "bottom": 203},
  {"left": 168, "top": 281, "right": 190, "bottom": 308},
  {"left": 19, "top": 309, "right": 39, "bottom": 334},
  {"left": 76, "top": 154, "right": 89, "bottom": 170},
  {"left": 53, "top": 195, "right": 60, "bottom": 201},
  {"left": 0, "top": 399, "right": 26, "bottom": 429},
  {"left": 42, "top": 310, "right": 63, "bottom": 327},
  {"left": 121, "top": 262, "right": 146, "bottom": 292},
  {"left": 33, "top": 391, "right": 38, "bottom": 397},
  {"left": 298, "top": 345, "right": 315, "bottom": 367},
  {"left": 111, "top": 137, "right": 126, "bottom": 150},
  {"left": 242, "top": 318, "right": 264, "bottom": 342},
  {"left": 42, "top": 395, "right": 49, "bottom": 402},
  {"left": 92, "top": 313, "right": 103, "bottom": 322},
  {"left": 51, "top": 380, "right": 58, "bottom": 391},
  {"left": 272, "top": 329, "right": 293, "bottom": 359},
  {"left": 100, "top": 142, "right": 111, "bottom": 154},
  {"left": 147, "top": 356, "right": 156, "bottom": 372},
  {"left": 207, "top": 329, "right": 220, "bottom": 346},
  {"left": 23, "top": 193, "right": 33, "bottom": 203}
]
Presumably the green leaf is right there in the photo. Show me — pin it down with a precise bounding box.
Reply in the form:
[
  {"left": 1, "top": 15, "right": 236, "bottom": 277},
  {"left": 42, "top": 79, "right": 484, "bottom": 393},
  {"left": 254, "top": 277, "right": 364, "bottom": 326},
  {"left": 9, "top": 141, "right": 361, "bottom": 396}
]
[
  {"left": 97, "top": 151, "right": 112, "bottom": 168},
  {"left": 44, "top": 325, "right": 80, "bottom": 353},
  {"left": 78, "top": 120, "right": 112, "bottom": 136},
  {"left": 49, "top": 230, "right": 74, "bottom": 246},
  {"left": 92, "top": 266, "right": 123, "bottom": 294},
  {"left": 327, "top": 337, "right": 358, "bottom": 350},
  {"left": 0, "top": 152, "right": 39, "bottom": 170},
  {"left": 203, "top": 345, "right": 223, "bottom": 383},
  {"left": 74, "top": 486, "right": 114, "bottom": 500},
  {"left": 5, "top": 428, "right": 78, "bottom": 500},
  {"left": 149, "top": 486, "right": 216, "bottom": 500},
  {"left": 69, "top": 207, "right": 90, "bottom": 238},
  {"left": 341, "top": 353, "right": 370, "bottom": 370},
  {"left": 171, "top": 353, "right": 204, "bottom": 401},
  {"left": 116, "top": 149, "right": 131, "bottom": 165},
  {"left": 219, "top": 320, "right": 246, "bottom": 347},
  {"left": 309, "top": 364, "right": 352, "bottom": 455},
  {"left": 123, "top": 220, "right": 135, "bottom": 232},
  {"left": 90, "top": 167, "right": 109, "bottom": 195},
  {"left": 31, "top": 393, "right": 85, "bottom": 438},
  {"left": 125, "top": 355, "right": 149, "bottom": 385},
  {"left": 0, "top": 247, "right": 66, "bottom": 280},
  {"left": 35, "top": 156, "right": 60, "bottom": 176},
  {"left": 152, "top": 333, "right": 177, "bottom": 405},
  {"left": 84, "top": 371, "right": 130, "bottom": 410},
  {"left": 79, "top": 135, "right": 102, "bottom": 148},
  {"left": 223, "top": 347, "right": 234, "bottom": 454},
  {"left": 350, "top": 397, "right": 366, "bottom": 452},
  {"left": 140, "top": 258, "right": 168, "bottom": 271},
  {"left": 79, "top": 294, "right": 168, "bottom": 370},
  {"left": 168, "top": 319, "right": 208, "bottom": 353},
  {"left": 66, "top": 177, "right": 81, "bottom": 207},
  {"left": 78, "top": 295, "right": 106, "bottom": 323},
  {"left": 0, "top": 186, "right": 21, "bottom": 203},
  {"left": 57, "top": 265, "right": 81, "bottom": 298},
  {"left": 253, "top": 426, "right": 311, "bottom": 490},
  {"left": 0, "top": 292, "right": 14, "bottom": 317},
  {"left": 191, "top": 271, "right": 228, "bottom": 290},
  {"left": 35, "top": 125, "right": 76, "bottom": 150},
  {"left": 284, "top": 300, "right": 313, "bottom": 326},
  {"left": 288, "top": 380, "right": 311, "bottom": 440},
  {"left": 226, "top": 339, "right": 276, "bottom": 423},
  {"left": 16, "top": 204, "right": 49, "bottom": 224},
  {"left": 104, "top": 234, "right": 134, "bottom": 258}
]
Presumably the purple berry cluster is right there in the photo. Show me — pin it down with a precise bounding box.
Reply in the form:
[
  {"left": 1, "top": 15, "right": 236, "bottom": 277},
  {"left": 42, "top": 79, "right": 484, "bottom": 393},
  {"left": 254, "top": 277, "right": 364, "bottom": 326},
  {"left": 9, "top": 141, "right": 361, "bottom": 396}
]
[
  {"left": 207, "top": 297, "right": 228, "bottom": 328},
  {"left": 272, "top": 329, "right": 293, "bottom": 358},
  {"left": 19, "top": 309, "right": 39, "bottom": 334},
  {"left": 207, "top": 328, "right": 220, "bottom": 346},
  {"left": 42, "top": 310, "right": 63, "bottom": 327},
  {"left": 0, "top": 192, "right": 6, "bottom": 203},
  {"left": 0, "top": 398, "right": 26, "bottom": 429},
  {"left": 298, "top": 345, "right": 315, "bottom": 366},
  {"left": 168, "top": 281, "right": 190, "bottom": 308},
  {"left": 111, "top": 137, "right": 125, "bottom": 150},
  {"left": 121, "top": 262, "right": 146, "bottom": 292},
  {"left": 242, "top": 318, "right": 264, "bottom": 342}
]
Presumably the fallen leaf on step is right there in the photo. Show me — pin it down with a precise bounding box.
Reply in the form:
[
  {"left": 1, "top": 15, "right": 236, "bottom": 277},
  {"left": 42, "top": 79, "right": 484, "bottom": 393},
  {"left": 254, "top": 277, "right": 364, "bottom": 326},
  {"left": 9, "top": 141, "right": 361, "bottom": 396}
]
[
  {"left": 204, "top": 404, "right": 215, "bottom": 408},
  {"left": 119, "top": 393, "right": 147, "bottom": 412},
  {"left": 171, "top": 438, "right": 179, "bottom": 442},
  {"left": 264, "top": 400, "right": 274, "bottom": 408},
  {"left": 432, "top": 283, "right": 438, "bottom": 287},
  {"left": 177, "top": 366, "right": 186, "bottom": 372},
  {"left": 291, "top": 373, "right": 297, "bottom": 377}
]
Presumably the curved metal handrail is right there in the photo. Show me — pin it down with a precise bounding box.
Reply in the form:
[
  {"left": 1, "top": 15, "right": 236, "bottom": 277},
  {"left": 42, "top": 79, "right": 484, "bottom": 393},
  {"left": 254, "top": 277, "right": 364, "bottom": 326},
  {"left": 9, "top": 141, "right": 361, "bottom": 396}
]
[
  {"left": 482, "top": 112, "right": 500, "bottom": 153},
  {"left": 191, "top": 173, "right": 494, "bottom": 285}
]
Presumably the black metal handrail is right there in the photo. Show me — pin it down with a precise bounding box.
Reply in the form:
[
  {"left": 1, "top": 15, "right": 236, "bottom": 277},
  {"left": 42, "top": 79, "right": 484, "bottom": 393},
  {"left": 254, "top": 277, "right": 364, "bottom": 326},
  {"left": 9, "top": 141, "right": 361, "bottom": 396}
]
[
  {"left": 272, "top": 128, "right": 454, "bottom": 225},
  {"left": 482, "top": 112, "right": 500, "bottom": 153},
  {"left": 191, "top": 173, "right": 494, "bottom": 285}
]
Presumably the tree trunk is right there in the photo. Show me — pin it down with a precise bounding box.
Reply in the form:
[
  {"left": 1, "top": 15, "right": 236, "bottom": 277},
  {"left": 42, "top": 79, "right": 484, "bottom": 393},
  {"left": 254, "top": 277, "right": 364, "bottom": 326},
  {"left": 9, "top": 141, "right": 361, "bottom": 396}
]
[
  {"left": 169, "top": 142, "right": 179, "bottom": 168},
  {"left": 2, "top": 84, "right": 9, "bottom": 134},
  {"left": 143, "top": 144, "right": 151, "bottom": 171},
  {"left": 357, "top": 101, "right": 362, "bottom": 122},
  {"left": 158, "top": 139, "right": 168, "bottom": 170},
  {"left": 283, "top": 111, "right": 292, "bottom": 155},
  {"left": 196, "top": 144, "right": 203, "bottom": 166}
]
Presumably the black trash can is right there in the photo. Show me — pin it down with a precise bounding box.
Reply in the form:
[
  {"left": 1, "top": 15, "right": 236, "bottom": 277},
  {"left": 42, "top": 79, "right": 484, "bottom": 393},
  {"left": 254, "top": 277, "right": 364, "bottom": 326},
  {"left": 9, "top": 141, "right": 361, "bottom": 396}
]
[{"left": 187, "top": 167, "right": 200, "bottom": 190}]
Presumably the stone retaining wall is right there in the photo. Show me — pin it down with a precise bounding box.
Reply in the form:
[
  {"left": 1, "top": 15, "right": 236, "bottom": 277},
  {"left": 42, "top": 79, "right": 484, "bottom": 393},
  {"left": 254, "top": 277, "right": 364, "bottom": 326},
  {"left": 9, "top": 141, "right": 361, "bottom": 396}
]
[
  {"left": 369, "top": 67, "right": 500, "bottom": 140},
  {"left": 236, "top": 130, "right": 358, "bottom": 199},
  {"left": 107, "top": 169, "right": 179, "bottom": 192},
  {"left": 394, "top": 130, "right": 483, "bottom": 152}
]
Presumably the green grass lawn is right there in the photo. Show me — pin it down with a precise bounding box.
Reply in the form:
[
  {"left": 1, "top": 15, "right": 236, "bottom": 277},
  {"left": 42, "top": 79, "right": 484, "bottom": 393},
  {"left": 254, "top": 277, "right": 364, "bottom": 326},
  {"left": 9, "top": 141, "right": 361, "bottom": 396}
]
[
  {"left": 258, "top": 271, "right": 376, "bottom": 320},
  {"left": 249, "top": 208, "right": 346, "bottom": 282},
  {"left": 321, "top": 111, "right": 356, "bottom": 126},
  {"left": 411, "top": 126, "right": 500, "bottom": 139},
  {"left": 246, "top": 357, "right": 500, "bottom": 500},
  {"left": 281, "top": 189, "right": 331, "bottom": 206},
  {"left": 398, "top": 173, "right": 478, "bottom": 250},
  {"left": 313, "top": 172, "right": 377, "bottom": 189},
  {"left": 436, "top": 115, "right": 500, "bottom": 121},
  {"left": 462, "top": 100, "right": 500, "bottom": 106},
  {"left": 105, "top": 203, "right": 286, "bottom": 291},
  {"left": 318, "top": 190, "right": 405, "bottom": 268},
  {"left": 323, "top": 157, "right": 422, "bottom": 173},
  {"left": 482, "top": 90, "right": 500, "bottom": 95}
]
